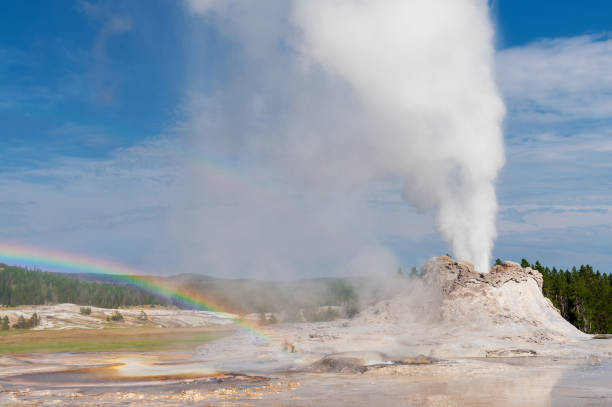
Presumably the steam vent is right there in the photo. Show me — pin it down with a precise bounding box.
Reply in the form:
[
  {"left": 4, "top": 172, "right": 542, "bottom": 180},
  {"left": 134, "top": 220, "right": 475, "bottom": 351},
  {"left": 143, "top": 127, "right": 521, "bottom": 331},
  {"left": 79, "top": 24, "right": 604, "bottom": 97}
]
[{"left": 274, "top": 256, "right": 604, "bottom": 364}]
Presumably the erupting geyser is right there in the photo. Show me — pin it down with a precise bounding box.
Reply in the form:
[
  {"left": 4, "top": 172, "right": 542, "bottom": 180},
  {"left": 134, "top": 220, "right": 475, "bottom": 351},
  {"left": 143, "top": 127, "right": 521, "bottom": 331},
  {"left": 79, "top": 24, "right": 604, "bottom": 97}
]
[
  {"left": 187, "top": 0, "right": 505, "bottom": 272},
  {"left": 294, "top": 0, "right": 505, "bottom": 273}
]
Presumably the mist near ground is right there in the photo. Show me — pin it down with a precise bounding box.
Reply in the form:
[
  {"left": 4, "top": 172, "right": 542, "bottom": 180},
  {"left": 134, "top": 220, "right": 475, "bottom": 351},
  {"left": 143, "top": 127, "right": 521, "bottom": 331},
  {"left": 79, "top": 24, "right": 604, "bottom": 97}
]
[{"left": 162, "top": 270, "right": 436, "bottom": 323}]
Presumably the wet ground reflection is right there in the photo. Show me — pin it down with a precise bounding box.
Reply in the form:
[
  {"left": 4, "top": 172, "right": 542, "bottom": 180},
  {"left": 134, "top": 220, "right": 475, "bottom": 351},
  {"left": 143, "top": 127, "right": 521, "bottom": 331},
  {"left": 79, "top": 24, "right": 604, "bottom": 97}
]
[
  {"left": 552, "top": 360, "right": 612, "bottom": 406},
  {"left": 0, "top": 355, "right": 611, "bottom": 406}
]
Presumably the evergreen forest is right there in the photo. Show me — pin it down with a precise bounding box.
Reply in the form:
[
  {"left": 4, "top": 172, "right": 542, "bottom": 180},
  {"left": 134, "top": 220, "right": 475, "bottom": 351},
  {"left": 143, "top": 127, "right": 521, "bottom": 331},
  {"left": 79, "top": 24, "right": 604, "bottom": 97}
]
[
  {"left": 522, "top": 259, "right": 612, "bottom": 334},
  {"left": 0, "top": 264, "right": 168, "bottom": 308}
]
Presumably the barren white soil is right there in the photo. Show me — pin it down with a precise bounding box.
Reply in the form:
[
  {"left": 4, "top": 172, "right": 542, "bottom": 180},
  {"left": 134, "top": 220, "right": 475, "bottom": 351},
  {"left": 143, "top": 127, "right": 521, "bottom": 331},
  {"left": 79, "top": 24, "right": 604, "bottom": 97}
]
[{"left": 0, "top": 303, "right": 235, "bottom": 330}]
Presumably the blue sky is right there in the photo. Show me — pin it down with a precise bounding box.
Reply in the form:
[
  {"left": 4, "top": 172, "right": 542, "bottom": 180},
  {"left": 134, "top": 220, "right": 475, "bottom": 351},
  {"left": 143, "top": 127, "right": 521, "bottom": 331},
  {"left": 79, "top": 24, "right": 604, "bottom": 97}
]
[
  {"left": 1, "top": 1, "right": 184, "bottom": 161},
  {"left": 1, "top": 1, "right": 611, "bottom": 276},
  {"left": 494, "top": 0, "right": 612, "bottom": 47}
]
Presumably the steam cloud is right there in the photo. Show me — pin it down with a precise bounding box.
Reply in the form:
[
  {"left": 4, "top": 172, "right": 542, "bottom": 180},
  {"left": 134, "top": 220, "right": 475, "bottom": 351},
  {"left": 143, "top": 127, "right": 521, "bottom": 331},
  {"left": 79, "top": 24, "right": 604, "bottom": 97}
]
[{"left": 185, "top": 0, "right": 505, "bottom": 272}]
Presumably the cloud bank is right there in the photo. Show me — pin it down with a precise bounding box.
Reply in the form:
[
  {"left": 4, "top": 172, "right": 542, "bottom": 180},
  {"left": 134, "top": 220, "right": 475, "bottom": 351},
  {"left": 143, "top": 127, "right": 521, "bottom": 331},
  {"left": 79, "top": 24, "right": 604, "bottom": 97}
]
[
  {"left": 498, "top": 35, "right": 612, "bottom": 123},
  {"left": 494, "top": 34, "right": 612, "bottom": 270}
]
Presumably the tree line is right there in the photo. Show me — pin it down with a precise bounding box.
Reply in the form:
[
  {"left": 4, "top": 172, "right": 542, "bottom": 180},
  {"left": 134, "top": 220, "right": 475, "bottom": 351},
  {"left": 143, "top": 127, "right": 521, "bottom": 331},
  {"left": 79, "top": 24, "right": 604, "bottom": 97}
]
[
  {"left": 521, "top": 259, "right": 612, "bottom": 334},
  {"left": 0, "top": 264, "right": 168, "bottom": 308},
  {"left": 0, "top": 263, "right": 362, "bottom": 323},
  {"left": 0, "top": 313, "right": 40, "bottom": 330}
]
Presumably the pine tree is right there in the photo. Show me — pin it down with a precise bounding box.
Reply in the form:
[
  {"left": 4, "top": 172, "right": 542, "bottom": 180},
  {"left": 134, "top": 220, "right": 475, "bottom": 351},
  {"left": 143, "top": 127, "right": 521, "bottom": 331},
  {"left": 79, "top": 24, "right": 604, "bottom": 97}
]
[
  {"left": 523, "top": 258, "right": 612, "bottom": 334},
  {"left": 13, "top": 315, "right": 26, "bottom": 329},
  {"left": 29, "top": 312, "right": 40, "bottom": 328}
]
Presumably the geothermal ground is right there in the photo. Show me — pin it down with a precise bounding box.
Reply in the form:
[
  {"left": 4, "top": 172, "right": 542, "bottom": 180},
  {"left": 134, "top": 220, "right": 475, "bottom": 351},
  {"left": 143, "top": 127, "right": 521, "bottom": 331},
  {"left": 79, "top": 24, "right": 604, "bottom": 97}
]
[{"left": 1, "top": 257, "right": 611, "bottom": 406}]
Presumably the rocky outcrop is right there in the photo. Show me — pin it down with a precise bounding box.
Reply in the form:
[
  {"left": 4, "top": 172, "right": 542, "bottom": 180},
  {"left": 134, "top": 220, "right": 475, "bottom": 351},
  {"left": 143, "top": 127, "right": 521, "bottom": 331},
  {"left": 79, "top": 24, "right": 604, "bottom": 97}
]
[
  {"left": 309, "top": 352, "right": 439, "bottom": 374},
  {"left": 310, "top": 354, "right": 369, "bottom": 374},
  {"left": 423, "top": 255, "right": 543, "bottom": 294}
]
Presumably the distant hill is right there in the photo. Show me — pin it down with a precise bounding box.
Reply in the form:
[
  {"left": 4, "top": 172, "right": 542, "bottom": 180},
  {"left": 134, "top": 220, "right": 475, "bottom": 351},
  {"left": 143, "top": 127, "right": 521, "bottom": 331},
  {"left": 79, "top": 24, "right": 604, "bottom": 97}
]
[
  {"left": 0, "top": 264, "right": 168, "bottom": 309},
  {"left": 0, "top": 264, "right": 361, "bottom": 319},
  {"left": 5, "top": 259, "right": 608, "bottom": 333}
]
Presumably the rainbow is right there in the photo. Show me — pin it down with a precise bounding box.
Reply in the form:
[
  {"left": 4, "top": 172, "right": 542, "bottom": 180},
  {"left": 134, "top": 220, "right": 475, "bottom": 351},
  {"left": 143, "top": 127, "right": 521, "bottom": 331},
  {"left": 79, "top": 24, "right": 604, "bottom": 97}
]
[{"left": 0, "top": 242, "right": 283, "bottom": 348}]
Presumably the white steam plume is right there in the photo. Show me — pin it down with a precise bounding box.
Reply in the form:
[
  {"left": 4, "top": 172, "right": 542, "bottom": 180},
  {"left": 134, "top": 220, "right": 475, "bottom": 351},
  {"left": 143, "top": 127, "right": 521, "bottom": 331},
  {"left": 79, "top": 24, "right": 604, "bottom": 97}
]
[{"left": 185, "top": 0, "right": 505, "bottom": 272}]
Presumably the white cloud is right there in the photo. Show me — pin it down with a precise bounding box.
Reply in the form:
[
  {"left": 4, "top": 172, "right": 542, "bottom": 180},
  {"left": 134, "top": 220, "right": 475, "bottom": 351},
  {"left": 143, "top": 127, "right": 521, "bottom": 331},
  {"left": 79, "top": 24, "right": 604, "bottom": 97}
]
[
  {"left": 77, "top": 1, "right": 132, "bottom": 104},
  {"left": 498, "top": 35, "right": 612, "bottom": 122},
  {"left": 184, "top": 0, "right": 223, "bottom": 14},
  {"left": 496, "top": 34, "right": 612, "bottom": 219},
  {"left": 0, "top": 138, "right": 182, "bottom": 270},
  {"left": 499, "top": 205, "right": 612, "bottom": 233},
  {"left": 505, "top": 131, "right": 612, "bottom": 161}
]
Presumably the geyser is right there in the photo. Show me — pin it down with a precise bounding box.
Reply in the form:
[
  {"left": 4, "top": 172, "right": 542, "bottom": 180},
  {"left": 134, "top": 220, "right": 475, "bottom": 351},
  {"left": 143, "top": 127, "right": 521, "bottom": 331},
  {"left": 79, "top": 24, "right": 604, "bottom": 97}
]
[{"left": 186, "top": 0, "right": 505, "bottom": 272}]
